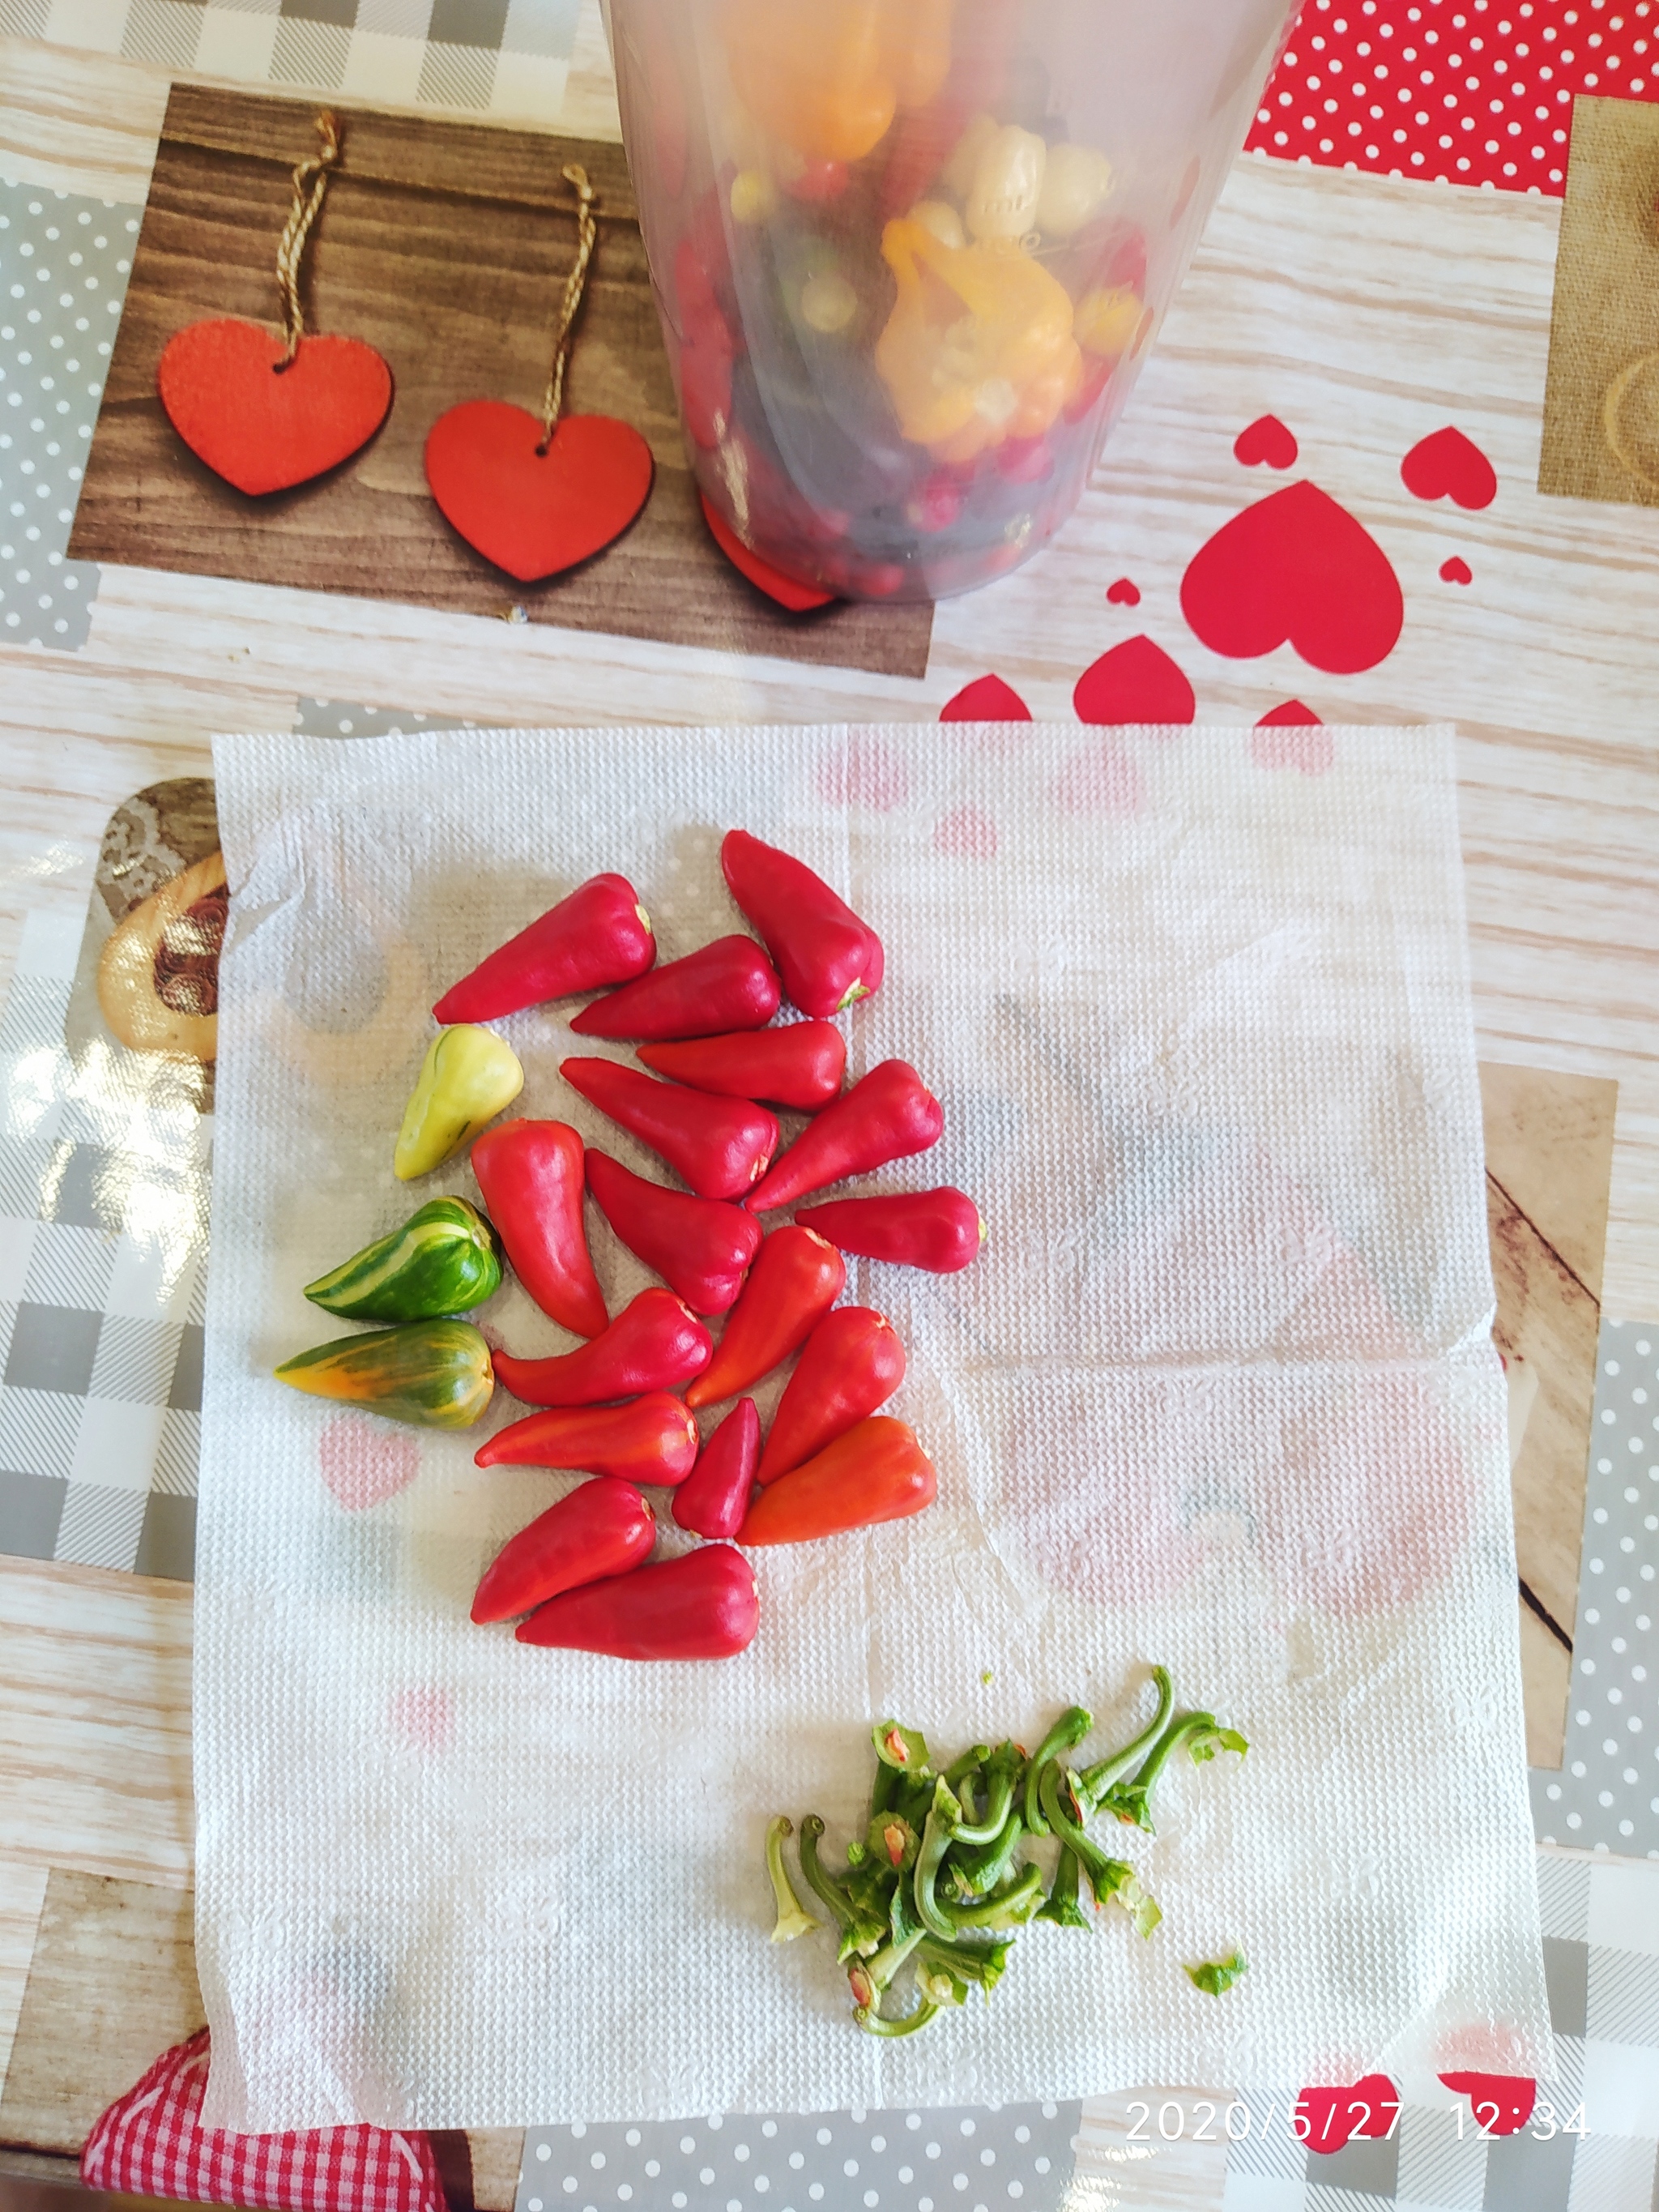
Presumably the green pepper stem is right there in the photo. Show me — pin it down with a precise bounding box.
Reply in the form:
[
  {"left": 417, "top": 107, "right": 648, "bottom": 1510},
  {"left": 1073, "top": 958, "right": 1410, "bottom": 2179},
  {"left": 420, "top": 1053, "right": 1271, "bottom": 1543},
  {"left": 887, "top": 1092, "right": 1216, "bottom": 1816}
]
[
  {"left": 1038, "top": 1761, "right": 1158, "bottom": 1932},
  {"left": 944, "top": 1742, "right": 991, "bottom": 1787},
  {"left": 1094, "top": 1710, "right": 1245, "bottom": 1834},
  {"left": 1023, "top": 1706, "right": 1093, "bottom": 1836},
  {"left": 916, "top": 1933, "right": 1013, "bottom": 1993},
  {"left": 765, "top": 1817, "right": 823, "bottom": 1944},
  {"left": 952, "top": 1740, "right": 1023, "bottom": 1847},
  {"left": 952, "top": 1808, "right": 1026, "bottom": 1896},
  {"left": 1076, "top": 1668, "right": 1175, "bottom": 1808},
  {"left": 797, "top": 1813, "right": 870, "bottom": 1946},
  {"left": 864, "top": 1924, "right": 924, "bottom": 1992},
  {"left": 912, "top": 1775, "right": 964, "bottom": 1940},
  {"left": 940, "top": 1862, "right": 1044, "bottom": 1930},
  {"left": 1034, "top": 1846, "right": 1087, "bottom": 1929},
  {"left": 855, "top": 1993, "right": 940, "bottom": 2037}
]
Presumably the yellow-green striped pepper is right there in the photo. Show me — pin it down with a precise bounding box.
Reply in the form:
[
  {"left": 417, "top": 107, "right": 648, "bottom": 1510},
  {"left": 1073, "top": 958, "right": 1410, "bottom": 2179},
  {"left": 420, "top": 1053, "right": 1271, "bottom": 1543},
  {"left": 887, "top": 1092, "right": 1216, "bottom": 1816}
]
[
  {"left": 275, "top": 1318, "right": 494, "bottom": 1428},
  {"left": 303, "top": 1198, "right": 502, "bottom": 1323},
  {"left": 394, "top": 1025, "right": 523, "bottom": 1180}
]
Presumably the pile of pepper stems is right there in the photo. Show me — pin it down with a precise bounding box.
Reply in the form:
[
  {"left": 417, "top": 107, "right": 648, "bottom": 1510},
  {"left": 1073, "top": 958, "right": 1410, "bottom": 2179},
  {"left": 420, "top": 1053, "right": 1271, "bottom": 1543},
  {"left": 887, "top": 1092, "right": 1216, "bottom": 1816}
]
[
  {"left": 276, "top": 830, "right": 986, "bottom": 1659},
  {"left": 766, "top": 1671, "right": 1249, "bottom": 2036}
]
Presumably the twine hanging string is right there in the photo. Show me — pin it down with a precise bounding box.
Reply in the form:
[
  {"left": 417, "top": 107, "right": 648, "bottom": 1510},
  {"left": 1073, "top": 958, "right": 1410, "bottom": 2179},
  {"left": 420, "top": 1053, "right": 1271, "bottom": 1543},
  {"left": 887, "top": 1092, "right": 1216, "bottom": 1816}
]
[
  {"left": 275, "top": 111, "right": 342, "bottom": 367},
  {"left": 538, "top": 163, "right": 599, "bottom": 453}
]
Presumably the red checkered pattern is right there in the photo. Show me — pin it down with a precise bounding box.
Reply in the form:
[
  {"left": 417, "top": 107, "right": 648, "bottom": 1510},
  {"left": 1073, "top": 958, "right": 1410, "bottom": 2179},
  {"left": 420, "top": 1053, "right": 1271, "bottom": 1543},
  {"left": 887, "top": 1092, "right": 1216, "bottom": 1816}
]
[
  {"left": 79, "top": 2030, "right": 448, "bottom": 2212},
  {"left": 1248, "top": 0, "right": 1659, "bottom": 194}
]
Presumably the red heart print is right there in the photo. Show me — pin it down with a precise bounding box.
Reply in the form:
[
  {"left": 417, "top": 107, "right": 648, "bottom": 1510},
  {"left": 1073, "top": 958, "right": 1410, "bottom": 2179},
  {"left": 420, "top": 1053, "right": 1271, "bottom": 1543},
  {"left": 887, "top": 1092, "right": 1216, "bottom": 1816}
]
[
  {"left": 816, "top": 732, "right": 911, "bottom": 811},
  {"left": 1105, "top": 577, "right": 1141, "bottom": 606},
  {"left": 1401, "top": 426, "right": 1497, "bottom": 510},
  {"left": 1438, "top": 2073, "right": 1536, "bottom": 2136},
  {"left": 156, "top": 319, "right": 392, "bottom": 496},
  {"left": 1180, "top": 480, "right": 1404, "bottom": 675},
  {"left": 1257, "top": 698, "right": 1320, "bottom": 726},
  {"left": 425, "top": 400, "right": 654, "bottom": 583},
  {"left": 1440, "top": 556, "right": 1473, "bottom": 585},
  {"left": 701, "top": 493, "right": 835, "bottom": 611},
  {"left": 1074, "top": 634, "right": 1196, "bottom": 724},
  {"left": 940, "top": 673, "right": 1031, "bottom": 722},
  {"left": 1252, "top": 720, "right": 1333, "bottom": 776},
  {"left": 932, "top": 804, "right": 999, "bottom": 858},
  {"left": 318, "top": 1413, "right": 419, "bottom": 1511},
  {"left": 1295, "top": 2075, "right": 1400, "bottom": 2154},
  {"left": 1051, "top": 737, "right": 1144, "bottom": 817},
  {"left": 1234, "top": 414, "right": 1299, "bottom": 469}
]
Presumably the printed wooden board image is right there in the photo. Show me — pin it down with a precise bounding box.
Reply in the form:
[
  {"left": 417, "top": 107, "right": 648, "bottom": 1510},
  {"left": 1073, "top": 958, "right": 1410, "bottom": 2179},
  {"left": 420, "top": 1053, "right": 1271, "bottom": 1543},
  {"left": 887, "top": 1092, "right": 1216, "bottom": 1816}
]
[{"left": 66, "top": 85, "right": 933, "bottom": 680}]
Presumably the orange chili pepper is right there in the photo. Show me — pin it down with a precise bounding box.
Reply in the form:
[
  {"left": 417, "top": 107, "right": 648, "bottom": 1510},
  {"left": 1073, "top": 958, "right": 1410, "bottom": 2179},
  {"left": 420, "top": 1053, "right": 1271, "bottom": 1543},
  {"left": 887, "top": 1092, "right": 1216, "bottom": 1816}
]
[
  {"left": 739, "top": 1416, "right": 936, "bottom": 1545},
  {"left": 722, "top": 0, "right": 953, "bottom": 165}
]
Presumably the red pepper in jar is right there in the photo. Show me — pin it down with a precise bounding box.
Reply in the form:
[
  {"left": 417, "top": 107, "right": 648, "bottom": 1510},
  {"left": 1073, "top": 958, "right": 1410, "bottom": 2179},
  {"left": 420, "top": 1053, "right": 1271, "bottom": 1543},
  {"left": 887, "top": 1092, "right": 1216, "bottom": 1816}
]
[
  {"left": 569, "top": 936, "right": 781, "bottom": 1041},
  {"left": 471, "top": 1475, "right": 655, "bottom": 1623},
  {"left": 561, "top": 1057, "right": 778, "bottom": 1202},
  {"left": 719, "top": 831, "right": 883, "bottom": 1018},
  {"left": 745, "top": 1061, "right": 943, "bottom": 1213},
  {"left": 585, "top": 1151, "right": 760, "bottom": 1315},
  {"left": 493, "top": 1287, "right": 712, "bottom": 1407},
  {"left": 684, "top": 1224, "right": 846, "bottom": 1410},
  {"left": 756, "top": 1307, "right": 906, "bottom": 1485},
  {"left": 637, "top": 1022, "right": 846, "bottom": 1112},
  {"left": 516, "top": 1544, "right": 760, "bottom": 1659},
  {"left": 672, "top": 1396, "right": 760, "bottom": 1540},
  {"left": 471, "top": 1119, "right": 608, "bottom": 1338},
  {"left": 740, "top": 1416, "right": 936, "bottom": 1545},
  {"left": 476, "top": 1392, "right": 700, "bottom": 1485},
  {"left": 433, "top": 874, "right": 654, "bottom": 1024},
  {"left": 794, "top": 1187, "right": 985, "bottom": 1273}
]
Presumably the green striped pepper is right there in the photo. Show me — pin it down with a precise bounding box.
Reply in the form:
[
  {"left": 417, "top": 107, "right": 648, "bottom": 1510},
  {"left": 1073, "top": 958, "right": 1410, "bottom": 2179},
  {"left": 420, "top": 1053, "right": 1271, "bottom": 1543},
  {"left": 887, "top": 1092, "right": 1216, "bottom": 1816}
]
[
  {"left": 275, "top": 1319, "right": 494, "bottom": 1429},
  {"left": 303, "top": 1198, "right": 502, "bottom": 1322}
]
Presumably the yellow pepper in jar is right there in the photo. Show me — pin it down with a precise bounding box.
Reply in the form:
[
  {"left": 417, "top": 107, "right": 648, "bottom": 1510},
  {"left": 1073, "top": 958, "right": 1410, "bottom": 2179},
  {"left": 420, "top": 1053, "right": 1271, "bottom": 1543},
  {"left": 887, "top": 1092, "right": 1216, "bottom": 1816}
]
[
  {"left": 874, "top": 216, "right": 1084, "bottom": 464},
  {"left": 721, "top": 0, "right": 953, "bottom": 165}
]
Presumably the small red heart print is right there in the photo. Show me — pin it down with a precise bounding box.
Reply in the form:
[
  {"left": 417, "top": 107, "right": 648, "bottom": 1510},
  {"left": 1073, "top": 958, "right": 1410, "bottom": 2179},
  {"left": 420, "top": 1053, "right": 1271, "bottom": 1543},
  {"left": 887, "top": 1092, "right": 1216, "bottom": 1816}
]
[
  {"left": 1074, "top": 634, "right": 1195, "bottom": 724},
  {"left": 425, "top": 401, "right": 654, "bottom": 583},
  {"left": 940, "top": 673, "right": 1032, "bottom": 722},
  {"left": 1438, "top": 2074, "right": 1536, "bottom": 2137},
  {"left": 816, "top": 732, "right": 911, "bottom": 811},
  {"left": 1252, "top": 721, "right": 1333, "bottom": 776},
  {"left": 1257, "top": 698, "right": 1321, "bottom": 726},
  {"left": 702, "top": 493, "right": 834, "bottom": 610},
  {"left": 1295, "top": 2076, "right": 1400, "bottom": 2155},
  {"left": 1180, "top": 480, "right": 1404, "bottom": 675},
  {"left": 1439, "top": 556, "right": 1473, "bottom": 584},
  {"left": 1234, "top": 414, "right": 1299, "bottom": 469},
  {"left": 318, "top": 1413, "right": 419, "bottom": 1511},
  {"left": 932, "top": 804, "right": 999, "bottom": 858},
  {"left": 389, "top": 1686, "right": 453, "bottom": 1754},
  {"left": 1401, "top": 426, "right": 1497, "bottom": 510},
  {"left": 1106, "top": 577, "right": 1141, "bottom": 606},
  {"left": 1052, "top": 737, "right": 1144, "bottom": 817},
  {"left": 156, "top": 319, "right": 392, "bottom": 496}
]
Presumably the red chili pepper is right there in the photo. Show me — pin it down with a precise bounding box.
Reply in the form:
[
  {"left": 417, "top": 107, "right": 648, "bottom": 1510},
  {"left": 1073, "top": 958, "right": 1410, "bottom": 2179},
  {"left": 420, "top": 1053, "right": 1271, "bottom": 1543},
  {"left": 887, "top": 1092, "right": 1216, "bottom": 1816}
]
[
  {"left": 673, "top": 1396, "right": 760, "bottom": 1539},
  {"left": 720, "top": 830, "right": 883, "bottom": 1018},
  {"left": 493, "top": 1287, "right": 712, "bottom": 1407},
  {"left": 471, "top": 1475, "right": 655, "bottom": 1623},
  {"left": 471, "top": 1119, "right": 608, "bottom": 1338},
  {"left": 756, "top": 1306, "right": 906, "bottom": 1485},
  {"left": 745, "top": 1061, "right": 942, "bottom": 1214},
  {"left": 585, "top": 1150, "right": 760, "bottom": 1315},
  {"left": 684, "top": 1224, "right": 846, "bottom": 1409},
  {"left": 516, "top": 1543, "right": 759, "bottom": 1659},
  {"left": 433, "top": 874, "right": 654, "bottom": 1024},
  {"left": 794, "top": 1187, "right": 985, "bottom": 1273},
  {"left": 476, "top": 1392, "right": 700, "bottom": 1484},
  {"left": 739, "top": 1416, "right": 936, "bottom": 1544},
  {"left": 569, "top": 935, "right": 781, "bottom": 1041},
  {"left": 561, "top": 1057, "right": 778, "bottom": 1202},
  {"left": 637, "top": 1021, "right": 847, "bottom": 1112}
]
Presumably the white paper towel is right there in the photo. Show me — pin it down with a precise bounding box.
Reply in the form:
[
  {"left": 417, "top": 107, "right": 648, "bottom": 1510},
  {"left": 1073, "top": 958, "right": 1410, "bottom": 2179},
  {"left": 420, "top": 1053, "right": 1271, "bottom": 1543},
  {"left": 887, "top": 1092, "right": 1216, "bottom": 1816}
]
[{"left": 197, "top": 723, "right": 1550, "bottom": 2130}]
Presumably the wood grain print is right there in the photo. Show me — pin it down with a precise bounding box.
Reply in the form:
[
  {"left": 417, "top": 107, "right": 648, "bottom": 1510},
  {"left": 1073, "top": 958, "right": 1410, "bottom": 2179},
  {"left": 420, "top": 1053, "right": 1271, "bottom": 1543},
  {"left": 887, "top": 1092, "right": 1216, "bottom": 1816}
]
[{"left": 68, "top": 87, "right": 932, "bottom": 679}]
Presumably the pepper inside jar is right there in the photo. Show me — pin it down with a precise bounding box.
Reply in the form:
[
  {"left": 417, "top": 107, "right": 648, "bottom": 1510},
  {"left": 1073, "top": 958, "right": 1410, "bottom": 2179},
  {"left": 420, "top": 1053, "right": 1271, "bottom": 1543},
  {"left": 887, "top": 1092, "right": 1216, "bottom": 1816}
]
[{"left": 607, "top": 0, "right": 1296, "bottom": 600}]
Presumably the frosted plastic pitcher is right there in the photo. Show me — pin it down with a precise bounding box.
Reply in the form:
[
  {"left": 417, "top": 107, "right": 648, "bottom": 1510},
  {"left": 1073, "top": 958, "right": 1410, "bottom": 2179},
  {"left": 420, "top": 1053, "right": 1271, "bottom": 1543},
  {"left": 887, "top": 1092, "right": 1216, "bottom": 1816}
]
[{"left": 605, "top": 0, "right": 1294, "bottom": 603}]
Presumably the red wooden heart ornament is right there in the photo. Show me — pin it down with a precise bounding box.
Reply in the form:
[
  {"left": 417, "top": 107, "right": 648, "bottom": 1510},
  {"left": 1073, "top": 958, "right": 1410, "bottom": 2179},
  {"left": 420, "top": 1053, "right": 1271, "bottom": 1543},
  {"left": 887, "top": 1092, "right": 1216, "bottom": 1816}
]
[
  {"left": 425, "top": 399, "right": 654, "bottom": 583},
  {"left": 157, "top": 318, "right": 393, "bottom": 496}
]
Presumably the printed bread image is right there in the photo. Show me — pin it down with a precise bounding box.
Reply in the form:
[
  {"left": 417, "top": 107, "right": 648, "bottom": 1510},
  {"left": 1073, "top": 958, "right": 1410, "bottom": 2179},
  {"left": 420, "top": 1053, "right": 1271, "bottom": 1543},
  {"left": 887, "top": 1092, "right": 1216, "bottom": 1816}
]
[{"left": 96, "top": 847, "right": 227, "bottom": 1061}]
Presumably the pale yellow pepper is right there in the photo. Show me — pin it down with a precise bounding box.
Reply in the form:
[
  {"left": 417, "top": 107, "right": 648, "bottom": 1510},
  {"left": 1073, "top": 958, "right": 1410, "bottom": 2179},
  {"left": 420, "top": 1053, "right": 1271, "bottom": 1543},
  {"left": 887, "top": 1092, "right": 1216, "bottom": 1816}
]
[
  {"left": 394, "top": 1025, "right": 523, "bottom": 1180},
  {"left": 874, "top": 216, "right": 1083, "bottom": 463},
  {"left": 722, "top": 0, "right": 953, "bottom": 164}
]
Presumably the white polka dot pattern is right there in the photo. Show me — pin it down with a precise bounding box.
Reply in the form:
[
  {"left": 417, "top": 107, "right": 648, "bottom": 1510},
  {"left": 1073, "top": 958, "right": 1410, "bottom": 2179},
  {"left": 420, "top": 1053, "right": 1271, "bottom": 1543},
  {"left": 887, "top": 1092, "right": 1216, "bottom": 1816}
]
[
  {"left": 1531, "top": 1322, "right": 1659, "bottom": 1859},
  {"left": 294, "top": 699, "right": 454, "bottom": 741},
  {"left": 0, "top": 177, "right": 134, "bottom": 649},
  {"left": 514, "top": 2105, "right": 1078, "bottom": 2212},
  {"left": 1247, "top": 0, "right": 1657, "bottom": 196}
]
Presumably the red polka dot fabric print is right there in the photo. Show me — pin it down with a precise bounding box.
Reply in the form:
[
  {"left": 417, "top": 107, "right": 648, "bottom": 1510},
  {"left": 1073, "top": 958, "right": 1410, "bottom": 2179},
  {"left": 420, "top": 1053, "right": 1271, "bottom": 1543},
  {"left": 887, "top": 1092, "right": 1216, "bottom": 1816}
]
[{"left": 1246, "top": 0, "right": 1658, "bottom": 195}]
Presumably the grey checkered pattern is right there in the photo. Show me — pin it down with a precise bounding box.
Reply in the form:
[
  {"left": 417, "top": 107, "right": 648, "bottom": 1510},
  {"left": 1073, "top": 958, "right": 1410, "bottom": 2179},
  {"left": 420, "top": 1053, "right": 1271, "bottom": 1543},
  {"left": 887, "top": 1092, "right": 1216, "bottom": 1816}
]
[
  {"left": 0, "top": 175, "right": 134, "bottom": 651},
  {"left": 0, "top": 907, "right": 206, "bottom": 1578},
  {"left": 3, "top": 0, "right": 580, "bottom": 120}
]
